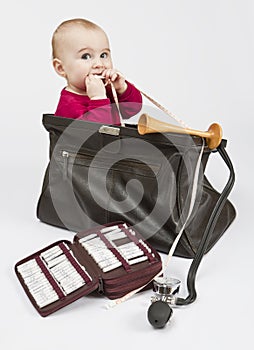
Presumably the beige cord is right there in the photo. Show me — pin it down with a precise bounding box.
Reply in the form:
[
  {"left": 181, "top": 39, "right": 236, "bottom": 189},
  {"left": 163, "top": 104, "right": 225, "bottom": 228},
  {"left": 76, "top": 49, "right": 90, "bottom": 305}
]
[
  {"left": 138, "top": 88, "right": 189, "bottom": 128},
  {"left": 110, "top": 82, "right": 125, "bottom": 127},
  {"left": 110, "top": 77, "right": 189, "bottom": 129}
]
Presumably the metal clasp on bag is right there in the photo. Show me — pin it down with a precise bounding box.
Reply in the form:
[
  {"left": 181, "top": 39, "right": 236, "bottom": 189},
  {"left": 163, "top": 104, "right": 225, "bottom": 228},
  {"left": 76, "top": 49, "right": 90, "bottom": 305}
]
[
  {"left": 62, "top": 150, "right": 69, "bottom": 180},
  {"left": 99, "top": 125, "right": 120, "bottom": 136}
]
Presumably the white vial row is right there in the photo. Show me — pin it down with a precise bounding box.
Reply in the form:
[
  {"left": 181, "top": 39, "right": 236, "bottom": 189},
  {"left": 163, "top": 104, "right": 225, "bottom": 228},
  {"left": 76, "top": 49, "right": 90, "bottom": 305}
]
[
  {"left": 79, "top": 225, "right": 149, "bottom": 272},
  {"left": 41, "top": 244, "right": 91, "bottom": 295},
  {"left": 17, "top": 259, "right": 59, "bottom": 308}
]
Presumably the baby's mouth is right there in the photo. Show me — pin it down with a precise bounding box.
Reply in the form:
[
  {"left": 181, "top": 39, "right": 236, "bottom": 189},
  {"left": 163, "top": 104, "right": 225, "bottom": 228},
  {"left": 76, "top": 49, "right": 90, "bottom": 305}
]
[
  {"left": 93, "top": 74, "right": 109, "bottom": 86},
  {"left": 93, "top": 74, "right": 104, "bottom": 79}
]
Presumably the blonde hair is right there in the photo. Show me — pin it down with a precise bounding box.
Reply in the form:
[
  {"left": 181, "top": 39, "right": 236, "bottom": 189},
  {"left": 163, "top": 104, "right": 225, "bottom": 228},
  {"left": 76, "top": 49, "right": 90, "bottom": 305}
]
[{"left": 51, "top": 18, "right": 103, "bottom": 59}]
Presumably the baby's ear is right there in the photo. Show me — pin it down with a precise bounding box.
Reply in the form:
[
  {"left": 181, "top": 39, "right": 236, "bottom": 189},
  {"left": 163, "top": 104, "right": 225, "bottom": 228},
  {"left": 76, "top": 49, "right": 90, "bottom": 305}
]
[{"left": 52, "top": 58, "right": 66, "bottom": 77}]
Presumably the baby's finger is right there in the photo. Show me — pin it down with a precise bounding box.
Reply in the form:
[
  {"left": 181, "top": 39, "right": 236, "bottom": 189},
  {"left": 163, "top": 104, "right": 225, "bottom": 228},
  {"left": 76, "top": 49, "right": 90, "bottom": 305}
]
[
  {"left": 110, "top": 72, "right": 119, "bottom": 82},
  {"left": 102, "top": 70, "right": 111, "bottom": 81},
  {"left": 103, "top": 69, "right": 115, "bottom": 79}
]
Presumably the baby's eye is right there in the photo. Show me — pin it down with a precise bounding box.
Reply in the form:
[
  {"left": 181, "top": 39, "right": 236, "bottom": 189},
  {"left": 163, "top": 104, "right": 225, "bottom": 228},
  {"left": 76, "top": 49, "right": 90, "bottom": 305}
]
[
  {"left": 100, "top": 52, "right": 108, "bottom": 59},
  {"left": 81, "top": 53, "right": 91, "bottom": 60}
]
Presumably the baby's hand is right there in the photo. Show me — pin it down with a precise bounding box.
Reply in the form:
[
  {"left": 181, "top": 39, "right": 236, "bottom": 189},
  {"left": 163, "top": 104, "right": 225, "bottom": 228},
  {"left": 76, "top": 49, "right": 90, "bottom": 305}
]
[
  {"left": 85, "top": 74, "right": 107, "bottom": 100},
  {"left": 102, "top": 69, "right": 127, "bottom": 95}
]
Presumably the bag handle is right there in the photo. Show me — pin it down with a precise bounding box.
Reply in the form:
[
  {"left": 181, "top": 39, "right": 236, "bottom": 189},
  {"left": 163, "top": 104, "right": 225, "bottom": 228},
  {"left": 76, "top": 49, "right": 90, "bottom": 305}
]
[{"left": 176, "top": 142, "right": 235, "bottom": 305}]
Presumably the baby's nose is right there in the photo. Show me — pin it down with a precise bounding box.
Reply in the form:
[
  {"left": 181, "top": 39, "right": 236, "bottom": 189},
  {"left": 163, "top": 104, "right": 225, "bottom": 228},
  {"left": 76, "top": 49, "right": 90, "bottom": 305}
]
[{"left": 92, "top": 56, "right": 104, "bottom": 67}]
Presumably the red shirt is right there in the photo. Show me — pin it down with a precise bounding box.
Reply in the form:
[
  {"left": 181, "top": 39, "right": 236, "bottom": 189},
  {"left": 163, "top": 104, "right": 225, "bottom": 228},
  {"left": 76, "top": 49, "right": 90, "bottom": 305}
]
[{"left": 54, "top": 81, "right": 142, "bottom": 125}]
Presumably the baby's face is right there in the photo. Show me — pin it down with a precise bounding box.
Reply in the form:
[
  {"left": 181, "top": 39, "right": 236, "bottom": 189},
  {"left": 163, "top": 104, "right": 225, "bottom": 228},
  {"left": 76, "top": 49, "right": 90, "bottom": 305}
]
[{"left": 56, "top": 26, "right": 113, "bottom": 93}]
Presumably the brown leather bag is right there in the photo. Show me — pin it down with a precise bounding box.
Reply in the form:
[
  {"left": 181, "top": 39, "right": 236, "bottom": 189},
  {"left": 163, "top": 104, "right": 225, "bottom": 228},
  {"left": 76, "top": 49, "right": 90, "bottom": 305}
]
[{"left": 37, "top": 114, "right": 236, "bottom": 259}]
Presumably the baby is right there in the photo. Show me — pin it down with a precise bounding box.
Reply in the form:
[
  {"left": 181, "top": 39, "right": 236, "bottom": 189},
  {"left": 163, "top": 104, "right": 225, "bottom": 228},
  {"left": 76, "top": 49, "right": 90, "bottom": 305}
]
[{"left": 52, "top": 18, "right": 142, "bottom": 125}]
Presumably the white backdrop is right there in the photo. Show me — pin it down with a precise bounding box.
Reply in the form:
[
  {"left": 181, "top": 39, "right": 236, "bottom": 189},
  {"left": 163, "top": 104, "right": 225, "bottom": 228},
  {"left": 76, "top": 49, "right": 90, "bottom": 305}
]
[{"left": 1, "top": 1, "right": 253, "bottom": 349}]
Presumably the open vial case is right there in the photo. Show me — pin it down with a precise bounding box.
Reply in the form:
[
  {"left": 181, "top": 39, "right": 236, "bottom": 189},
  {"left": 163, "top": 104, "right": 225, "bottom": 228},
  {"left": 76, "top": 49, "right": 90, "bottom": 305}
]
[{"left": 15, "top": 222, "right": 162, "bottom": 317}]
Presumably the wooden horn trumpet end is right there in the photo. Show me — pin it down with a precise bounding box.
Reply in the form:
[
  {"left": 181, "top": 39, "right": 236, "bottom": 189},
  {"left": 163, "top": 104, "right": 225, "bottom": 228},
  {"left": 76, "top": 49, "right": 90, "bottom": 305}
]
[{"left": 206, "top": 123, "right": 223, "bottom": 149}]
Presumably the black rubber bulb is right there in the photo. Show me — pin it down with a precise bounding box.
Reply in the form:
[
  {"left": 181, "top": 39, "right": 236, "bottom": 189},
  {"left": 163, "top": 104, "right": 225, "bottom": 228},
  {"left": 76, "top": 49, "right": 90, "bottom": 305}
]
[{"left": 147, "top": 300, "right": 173, "bottom": 328}]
